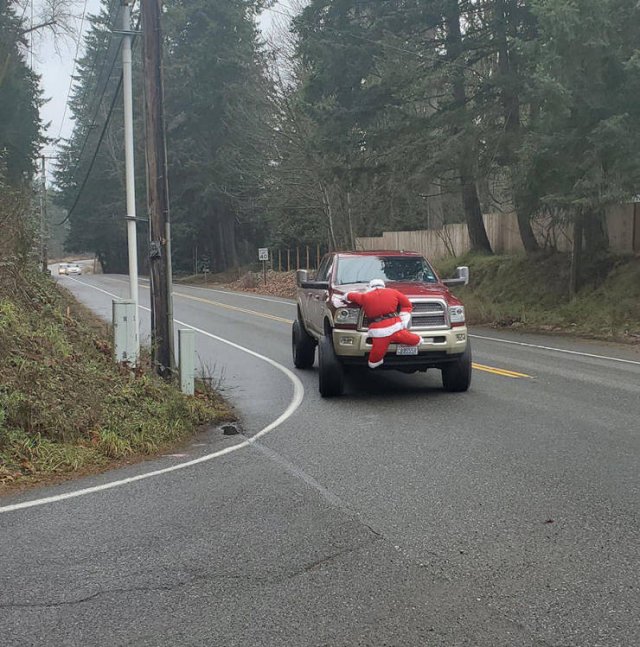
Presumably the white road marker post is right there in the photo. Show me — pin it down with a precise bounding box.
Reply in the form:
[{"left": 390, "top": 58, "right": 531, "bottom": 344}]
[{"left": 179, "top": 328, "right": 195, "bottom": 395}]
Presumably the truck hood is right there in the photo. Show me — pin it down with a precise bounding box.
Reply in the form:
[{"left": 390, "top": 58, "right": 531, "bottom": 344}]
[{"left": 335, "top": 282, "right": 449, "bottom": 299}]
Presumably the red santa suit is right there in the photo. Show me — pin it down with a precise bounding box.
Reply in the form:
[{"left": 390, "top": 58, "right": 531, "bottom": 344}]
[{"left": 344, "top": 279, "right": 422, "bottom": 368}]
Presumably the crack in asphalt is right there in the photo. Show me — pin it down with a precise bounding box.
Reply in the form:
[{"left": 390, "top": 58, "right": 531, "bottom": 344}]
[
  {"left": 0, "top": 539, "right": 383, "bottom": 610},
  {"left": 0, "top": 582, "right": 191, "bottom": 609},
  {"left": 298, "top": 536, "right": 382, "bottom": 575}
]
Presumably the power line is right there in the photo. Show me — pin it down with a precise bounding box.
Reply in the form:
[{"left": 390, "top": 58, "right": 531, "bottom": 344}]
[
  {"left": 67, "top": 38, "right": 123, "bottom": 179},
  {"left": 262, "top": 3, "right": 489, "bottom": 79},
  {"left": 263, "top": 4, "right": 426, "bottom": 59},
  {"left": 69, "top": 0, "right": 124, "bottom": 145},
  {"left": 56, "top": 72, "right": 124, "bottom": 225},
  {"left": 57, "top": 0, "right": 90, "bottom": 139},
  {"left": 58, "top": 13, "right": 142, "bottom": 226},
  {"left": 55, "top": 0, "right": 124, "bottom": 191}
]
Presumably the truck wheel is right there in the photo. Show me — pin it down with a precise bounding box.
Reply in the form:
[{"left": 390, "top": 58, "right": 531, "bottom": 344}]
[
  {"left": 441, "top": 343, "right": 472, "bottom": 392},
  {"left": 318, "top": 334, "right": 344, "bottom": 398},
  {"left": 292, "top": 320, "right": 315, "bottom": 369}
]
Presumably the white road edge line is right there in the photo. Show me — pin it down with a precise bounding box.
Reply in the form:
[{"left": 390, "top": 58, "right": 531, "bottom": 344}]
[
  {"left": 470, "top": 333, "right": 640, "bottom": 367},
  {"left": 0, "top": 279, "right": 304, "bottom": 514}
]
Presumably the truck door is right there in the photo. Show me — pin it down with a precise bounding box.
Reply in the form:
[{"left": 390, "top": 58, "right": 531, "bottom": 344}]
[{"left": 307, "top": 255, "right": 333, "bottom": 336}]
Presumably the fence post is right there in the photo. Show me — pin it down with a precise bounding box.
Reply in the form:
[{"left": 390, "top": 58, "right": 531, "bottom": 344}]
[
  {"left": 287, "top": 249, "right": 290, "bottom": 272},
  {"left": 296, "top": 247, "right": 300, "bottom": 270},
  {"left": 278, "top": 248, "right": 282, "bottom": 272},
  {"left": 306, "top": 245, "right": 309, "bottom": 268},
  {"left": 316, "top": 244, "right": 320, "bottom": 268}
]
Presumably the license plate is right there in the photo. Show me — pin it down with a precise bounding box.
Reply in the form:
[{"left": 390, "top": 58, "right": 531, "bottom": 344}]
[{"left": 396, "top": 345, "right": 418, "bottom": 356}]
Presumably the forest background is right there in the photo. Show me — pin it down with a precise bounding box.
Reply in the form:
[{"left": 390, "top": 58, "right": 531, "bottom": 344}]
[{"left": 4, "top": 0, "right": 640, "bottom": 280}]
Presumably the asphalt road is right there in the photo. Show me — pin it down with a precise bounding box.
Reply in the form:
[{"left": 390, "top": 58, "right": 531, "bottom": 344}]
[{"left": 2, "top": 272, "right": 640, "bottom": 646}]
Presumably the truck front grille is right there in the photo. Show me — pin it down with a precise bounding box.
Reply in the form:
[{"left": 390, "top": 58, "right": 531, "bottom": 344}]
[
  {"left": 361, "top": 299, "right": 448, "bottom": 330},
  {"left": 410, "top": 300, "right": 446, "bottom": 328}
]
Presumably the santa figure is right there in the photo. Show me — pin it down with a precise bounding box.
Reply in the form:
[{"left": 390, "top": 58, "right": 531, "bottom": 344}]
[{"left": 340, "top": 279, "right": 422, "bottom": 368}]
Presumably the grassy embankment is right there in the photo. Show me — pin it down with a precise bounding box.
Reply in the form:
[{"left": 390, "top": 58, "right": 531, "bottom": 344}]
[
  {"left": 0, "top": 267, "right": 232, "bottom": 492},
  {"left": 436, "top": 252, "right": 640, "bottom": 342}
]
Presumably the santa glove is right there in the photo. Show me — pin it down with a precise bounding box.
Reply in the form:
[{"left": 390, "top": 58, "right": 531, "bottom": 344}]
[
  {"left": 400, "top": 311, "right": 411, "bottom": 329},
  {"left": 333, "top": 294, "right": 348, "bottom": 307}
]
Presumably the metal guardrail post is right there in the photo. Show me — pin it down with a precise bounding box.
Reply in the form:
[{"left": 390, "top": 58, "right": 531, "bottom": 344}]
[{"left": 179, "top": 328, "right": 195, "bottom": 395}]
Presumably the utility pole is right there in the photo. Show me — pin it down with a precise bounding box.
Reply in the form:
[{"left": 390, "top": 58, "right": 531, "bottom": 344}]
[
  {"left": 121, "top": 0, "right": 140, "bottom": 364},
  {"left": 40, "top": 155, "right": 48, "bottom": 273},
  {"left": 141, "top": 0, "right": 174, "bottom": 377}
]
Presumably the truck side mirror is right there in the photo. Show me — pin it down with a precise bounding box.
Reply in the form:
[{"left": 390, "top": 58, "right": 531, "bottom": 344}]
[
  {"left": 442, "top": 265, "right": 470, "bottom": 287},
  {"left": 296, "top": 269, "right": 308, "bottom": 286}
]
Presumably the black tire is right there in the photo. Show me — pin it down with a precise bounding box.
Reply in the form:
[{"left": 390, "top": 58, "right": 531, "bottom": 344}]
[
  {"left": 292, "top": 319, "right": 315, "bottom": 369},
  {"left": 318, "top": 334, "right": 345, "bottom": 398},
  {"left": 441, "top": 342, "right": 472, "bottom": 392}
]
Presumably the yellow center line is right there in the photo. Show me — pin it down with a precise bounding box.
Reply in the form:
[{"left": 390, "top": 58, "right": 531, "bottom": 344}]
[
  {"left": 472, "top": 363, "right": 532, "bottom": 379},
  {"left": 162, "top": 287, "right": 533, "bottom": 380},
  {"left": 173, "top": 291, "right": 294, "bottom": 325}
]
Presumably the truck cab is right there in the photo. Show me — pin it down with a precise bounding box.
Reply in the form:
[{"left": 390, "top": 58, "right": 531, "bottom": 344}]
[{"left": 292, "top": 251, "right": 471, "bottom": 397}]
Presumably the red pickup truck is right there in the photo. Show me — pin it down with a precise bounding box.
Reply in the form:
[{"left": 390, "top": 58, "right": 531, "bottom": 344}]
[{"left": 292, "top": 250, "right": 471, "bottom": 397}]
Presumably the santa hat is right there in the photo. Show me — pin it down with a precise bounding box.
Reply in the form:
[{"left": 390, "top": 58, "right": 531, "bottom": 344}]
[{"left": 369, "top": 279, "right": 385, "bottom": 290}]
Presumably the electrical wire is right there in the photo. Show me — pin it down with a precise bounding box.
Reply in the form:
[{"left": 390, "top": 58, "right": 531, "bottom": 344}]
[
  {"left": 56, "top": 0, "right": 125, "bottom": 192},
  {"left": 57, "top": 0, "right": 90, "bottom": 139},
  {"left": 67, "top": 38, "right": 123, "bottom": 179},
  {"left": 57, "top": 13, "right": 141, "bottom": 226},
  {"left": 56, "top": 72, "right": 124, "bottom": 225}
]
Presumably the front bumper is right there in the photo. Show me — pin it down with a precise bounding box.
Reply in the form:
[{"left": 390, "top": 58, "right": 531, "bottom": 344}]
[{"left": 332, "top": 326, "right": 468, "bottom": 367}]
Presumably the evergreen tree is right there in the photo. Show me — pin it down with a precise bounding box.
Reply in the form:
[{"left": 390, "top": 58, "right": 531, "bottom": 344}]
[{"left": 0, "top": 0, "right": 42, "bottom": 184}]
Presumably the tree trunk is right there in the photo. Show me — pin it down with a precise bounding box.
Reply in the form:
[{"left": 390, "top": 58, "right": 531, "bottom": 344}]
[
  {"left": 225, "top": 213, "right": 239, "bottom": 269},
  {"left": 583, "top": 207, "right": 608, "bottom": 254},
  {"left": 495, "top": 0, "right": 539, "bottom": 253},
  {"left": 216, "top": 217, "right": 227, "bottom": 272},
  {"left": 460, "top": 163, "right": 493, "bottom": 253},
  {"left": 569, "top": 214, "right": 584, "bottom": 297},
  {"left": 444, "top": 0, "right": 492, "bottom": 254},
  {"left": 514, "top": 191, "right": 540, "bottom": 252},
  {"left": 320, "top": 181, "right": 338, "bottom": 250}
]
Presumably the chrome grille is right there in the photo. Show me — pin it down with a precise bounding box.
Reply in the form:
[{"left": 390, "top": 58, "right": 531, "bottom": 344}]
[
  {"left": 360, "top": 299, "right": 448, "bottom": 330},
  {"left": 410, "top": 300, "right": 446, "bottom": 329}
]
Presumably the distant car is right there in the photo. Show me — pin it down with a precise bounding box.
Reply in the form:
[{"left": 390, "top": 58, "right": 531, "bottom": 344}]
[
  {"left": 66, "top": 264, "right": 82, "bottom": 275},
  {"left": 58, "top": 263, "right": 68, "bottom": 275}
]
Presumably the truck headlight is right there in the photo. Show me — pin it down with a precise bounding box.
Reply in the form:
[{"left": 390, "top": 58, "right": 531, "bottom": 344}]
[
  {"left": 335, "top": 308, "right": 360, "bottom": 325},
  {"left": 448, "top": 305, "right": 465, "bottom": 325}
]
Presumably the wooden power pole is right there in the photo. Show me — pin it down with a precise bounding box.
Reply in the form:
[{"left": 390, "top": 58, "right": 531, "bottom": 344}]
[{"left": 141, "top": 0, "right": 174, "bottom": 377}]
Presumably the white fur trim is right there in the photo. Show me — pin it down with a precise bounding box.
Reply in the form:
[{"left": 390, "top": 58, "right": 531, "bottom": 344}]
[
  {"left": 368, "top": 359, "right": 384, "bottom": 368},
  {"left": 367, "top": 321, "right": 404, "bottom": 338},
  {"left": 399, "top": 312, "right": 411, "bottom": 329}
]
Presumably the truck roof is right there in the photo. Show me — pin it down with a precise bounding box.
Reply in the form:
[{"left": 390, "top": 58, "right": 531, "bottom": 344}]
[{"left": 337, "top": 250, "right": 422, "bottom": 257}]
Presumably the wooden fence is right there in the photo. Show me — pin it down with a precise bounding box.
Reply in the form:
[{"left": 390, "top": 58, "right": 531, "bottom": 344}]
[
  {"left": 356, "top": 204, "right": 640, "bottom": 261},
  {"left": 270, "top": 244, "right": 329, "bottom": 272}
]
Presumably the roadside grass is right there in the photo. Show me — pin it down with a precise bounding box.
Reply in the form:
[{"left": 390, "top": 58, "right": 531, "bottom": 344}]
[
  {"left": 0, "top": 266, "right": 233, "bottom": 491},
  {"left": 436, "top": 252, "right": 640, "bottom": 342}
]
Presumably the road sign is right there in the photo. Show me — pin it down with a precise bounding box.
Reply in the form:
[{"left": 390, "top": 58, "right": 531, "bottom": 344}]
[{"left": 258, "top": 248, "right": 269, "bottom": 261}]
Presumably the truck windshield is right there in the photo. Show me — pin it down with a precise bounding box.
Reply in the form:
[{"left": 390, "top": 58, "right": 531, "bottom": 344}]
[{"left": 335, "top": 256, "right": 438, "bottom": 285}]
